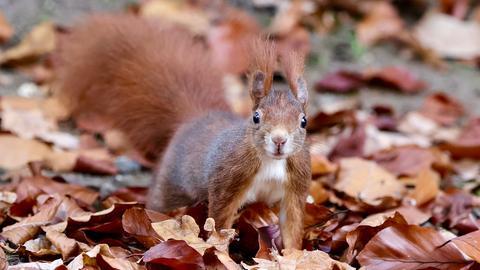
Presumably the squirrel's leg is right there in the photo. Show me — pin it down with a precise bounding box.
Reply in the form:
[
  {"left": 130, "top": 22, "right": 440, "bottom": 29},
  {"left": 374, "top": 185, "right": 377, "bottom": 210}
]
[
  {"left": 279, "top": 188, "right": 306, "bottom": 250},
  {"left": 208, "top": 190, "right": 247, "bottom": 230},
  {"left": 208, "top": 173, "right": 252, "bottom": 229},
  {"left": 147, "top": 172, "right": 195, "bottom": 212}
]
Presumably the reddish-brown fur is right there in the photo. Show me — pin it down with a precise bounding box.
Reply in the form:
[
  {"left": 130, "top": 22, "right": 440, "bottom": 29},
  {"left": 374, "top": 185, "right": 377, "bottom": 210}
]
[
  {"left": 56, "top": 14, "right": 229, "bottom": 161},
  {"left": 56, "top": 14, "right": 311, "bottom": 250}
]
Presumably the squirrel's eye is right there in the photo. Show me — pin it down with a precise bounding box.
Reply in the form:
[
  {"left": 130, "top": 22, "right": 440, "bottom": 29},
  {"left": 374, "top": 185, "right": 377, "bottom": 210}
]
[
  {"left": 253, "top": 111, "right": 260, "bottom": 124},
  {"left": 301, "top": 116, "right": 307, "bottom": 128}
]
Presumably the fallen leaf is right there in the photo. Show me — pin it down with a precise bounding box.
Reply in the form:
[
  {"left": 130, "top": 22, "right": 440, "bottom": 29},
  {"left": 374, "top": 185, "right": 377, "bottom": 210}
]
[
  {"left": 207, "top": 8, "right": 260, "bottom": 75},
  {"left": 419, "top": 93, "right": 464, "bottom": 126},
  {"left": 1, "top": 196, "right": 61, "bottom": 245},
  {"left": 364, "top": 66, "right": 427, "bottom": 93},
  {"left": 152, "top": 215, "right": 235, "bottom": 256},
  {"left": 122, "top": 207, "right": 169, "bottom": 248},
  {"left": 414, "top": 12, "right": 480, "bottom": 60},
  {"left": 23, "top": 236, "right": 60, "bottom": 257},
  {"left": 345, "top": 212, "right": 407, "bottom": 263},
  {"left": 371, "top": 145, "right": 445, "bottom": 177},
  {"left": 139, "top": 0, "right": 209, "bottom": 34},
  {"left": 439, "top": 117, "right": 480, "bottom": 159},
  {"left": 356, "top": 2, "right": 404, "bottom": 46},
  {"left": 329, "top": 125, "right": 366, "bottom": 160},
  {"left": 357, "top": 223, "right": 473, "bottom": 270},
  {"left": 406, "top": 168, "right": 440, "bottom": 205},
  {"left": 315, "top": 70, "right": 364, "bottom": 93},
  {"left": 0, "top": 135, "right": 52, "bottom": 170},
  {"left": 243, "top": 249, "right": 354, "bottom": 270},
  {"left": 8, "top": 259, "right": 63, "bottom": 269},
  {"left": 452, "top": 229, "right": 480, "bottom": 262},
  {"left": 430, "top": 188, "right": 480, "bottom": 234},
  {"left": 308, "top": 181, "right": 330, "bottom": 204},
  {"left": 143, "top": 239, "right": 205, "bottom": 270},
  {"left": 68, "top": 243, "right": 141, "bottom": 270},
  {"left": 334, "top": 158, "right": 406, "bottom": 207},
  {"left": 0, "top": 22, "right": 56, "bottom": 65},
  {"left": 45, "top": 229, "right": 79, "bottom": 260}
]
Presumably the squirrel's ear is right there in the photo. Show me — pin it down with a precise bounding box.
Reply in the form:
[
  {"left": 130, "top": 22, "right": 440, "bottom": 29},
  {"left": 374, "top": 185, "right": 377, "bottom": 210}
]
[
  {"left": 295, "top": 76, "right": 308, "bottom": 105},
  {"left": 250, "top": 70, "right": 267, "bottom": 103}
]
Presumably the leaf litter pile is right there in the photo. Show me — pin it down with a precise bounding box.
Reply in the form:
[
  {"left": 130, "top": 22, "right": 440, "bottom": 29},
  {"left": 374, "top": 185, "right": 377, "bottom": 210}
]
[{"left": 0, "top": 0, "right": 480, "bottom": 269}]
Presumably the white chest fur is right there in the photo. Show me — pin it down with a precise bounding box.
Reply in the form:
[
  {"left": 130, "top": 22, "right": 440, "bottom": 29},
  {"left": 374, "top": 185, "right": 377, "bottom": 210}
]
[{"left": 243, "top": 158, "right": 288, "bottom": 206}]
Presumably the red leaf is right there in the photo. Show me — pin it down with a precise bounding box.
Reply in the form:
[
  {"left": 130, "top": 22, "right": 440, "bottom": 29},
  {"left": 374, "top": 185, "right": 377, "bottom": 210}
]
[
  {"left": 122, "top": 207, "right": 169, "bottom": 248},
  {"left": 357, "top": 223, "right": 473, "bottom": 270},
  {"left": 420, "top": 93, "right": 464, "bottom": 126},
  {"left": 315, "top": 70, "right": 364, "bottom": 93},
  {"left": 365, "top": 66, "right": 427, "bottom": 93},
  {"left": 144, "top": 239, "right": 205, "bottom": 270}
]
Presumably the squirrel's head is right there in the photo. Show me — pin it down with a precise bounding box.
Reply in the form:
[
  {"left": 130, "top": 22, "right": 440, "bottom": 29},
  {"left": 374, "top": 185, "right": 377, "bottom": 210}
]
[{"left": 248, "top": 49, "right": 308, "bottom": 160}]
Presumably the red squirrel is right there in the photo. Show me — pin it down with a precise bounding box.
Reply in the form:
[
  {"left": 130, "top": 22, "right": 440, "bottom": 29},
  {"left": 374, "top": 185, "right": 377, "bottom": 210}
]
[{"left": 56, "top": 14, "right": 311, "bottom": 249}]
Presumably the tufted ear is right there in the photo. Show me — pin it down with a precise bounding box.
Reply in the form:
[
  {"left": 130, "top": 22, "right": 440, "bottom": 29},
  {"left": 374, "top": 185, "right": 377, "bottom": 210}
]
[
  {"left": 250, "top": 70, "right": 266, "bottom": 102},
  {"left": 295, "top": 76, "right": 308, "bottom": 105}
]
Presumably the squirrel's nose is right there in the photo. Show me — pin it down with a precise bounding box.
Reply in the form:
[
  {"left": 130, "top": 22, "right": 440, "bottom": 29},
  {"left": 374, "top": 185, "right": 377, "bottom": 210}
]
[{"left": 272, "top": 136, "right": 287, "bottom": 147}]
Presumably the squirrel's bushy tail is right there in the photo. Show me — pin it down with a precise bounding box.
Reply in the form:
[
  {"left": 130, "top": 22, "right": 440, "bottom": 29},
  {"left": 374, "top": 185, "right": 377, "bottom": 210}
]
[{"left": 55, "top": 14, "right": 229, "bottom": 161}]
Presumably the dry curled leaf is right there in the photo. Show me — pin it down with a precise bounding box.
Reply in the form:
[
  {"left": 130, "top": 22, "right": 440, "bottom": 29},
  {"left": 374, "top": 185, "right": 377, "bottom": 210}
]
[
  {"left": 143, "top": 239, "right": 205, "bottom": 270},
  {"left": 357, "top": 223, "right": 473, "bottom": 270},
  {"left": 334, "top": 158, "right": 406, "bottom": 207},
  {"left": 356, "top": 2, "right": 404, "bottom": 46},
  {"left": 414, "top": 12, "right": 480, "bottom": 60},
  {"left": 0, "top": 22, "right": 56, "bottom": 66},
  {"left": 419, "top": 93, "right": 465, "bottom": 126},
  {"left": 243, "top": 249, "right": 354, "bottom": 270}
]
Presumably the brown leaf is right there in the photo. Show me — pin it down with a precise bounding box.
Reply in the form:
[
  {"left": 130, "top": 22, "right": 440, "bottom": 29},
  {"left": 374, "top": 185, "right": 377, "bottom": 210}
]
[
  {"left": 244, "top": 249, "right": 354, "bottom": 270},
  {"left": 139, "top": 0, "right": 209, "bottom": 34},
  {"left": 68, "top": 244, "right": 141, "bottom": 270},
  {"left": 0, "top": 11, "right": 13, "bottom": 43},
  {"left": 315, "top": 70, "right": 364, "bottom": 93},
  {"left": 439, "top": 117, "right": 480, "bottom": 159},
  {"left": 357, "top": 223, "right": 473, "bottom": 269},
  {"left": 45, "top": 229, "right": 79, "bottom": 260},
  {"left": 334, "top": 158, "right": 406, "bottom": 207},
  {"left": 143, "top": 239, "right": 205, "bottom": 270},
  {"left": 207, "top": 8, "right": 260, "bottom": 75},
  {"left": 414, "top": 12, "right": 480, "bottom": 60},
  {"left": 308, "top": 181, "right": 330, "bottom": 204},
  {"left": 452, "top": 229, "right": 480, "bottom": 262},
  {"left": 0, "top": 135, "right": 52, "bottom": 170},
  {"left": 276, "top": 26, "right": 311, "bottom": 60},
  {"left": 16, "top": 174, "right": 98, "bottom": 206},
  {"left": 122, "top": 207, "right": 169, "bottom": 248},
  {"left": 430, "top": 188, "right": 480, "bottom": 234},
  {"left": 364, "top": 66, "right": 427, "bottom": 93},
  {"left": 345, "top": 212, "right": 407, "bottom": 263},
  {"left": 152, "top": 215, "right": 235, "bottom": 256},
  {"left": 73, "top": 155, "right": 117, "bottom": 175},
  {"left": 1, "top": 196, "right": 61, "bottom": 245},
  {"left": 356, "top": 2, "right": 404, "bottom": 46},
  {"left": 329, "top": 125, "right": 366, "bottom": 160},
  {"left": 0, "top": 22, "right": 56, "bottom": 66},
  {"left": 406, "top": 168, "right": 440, "bottom": 205},
  {"left": 371, "top": 145, "right": 448, "bottom": 177},
  {"left": 307, "top": 110, "right": 356, "bottom": 132},
  {"left": 420, "top": 93, "right": 465, "bottom": 126}
]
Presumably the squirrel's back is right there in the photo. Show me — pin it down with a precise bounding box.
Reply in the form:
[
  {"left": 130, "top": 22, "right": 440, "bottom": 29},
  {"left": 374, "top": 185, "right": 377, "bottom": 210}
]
[{"left": 56, "top": 14, "right": 229, "bottom": 160}]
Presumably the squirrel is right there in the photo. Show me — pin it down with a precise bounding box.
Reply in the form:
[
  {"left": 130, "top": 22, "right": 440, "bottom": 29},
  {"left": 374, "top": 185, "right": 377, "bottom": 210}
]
[{"left": 56, "top": 14, "right": 311, "bottom": 249}]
